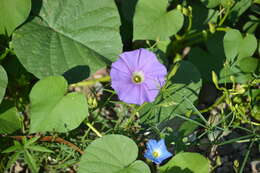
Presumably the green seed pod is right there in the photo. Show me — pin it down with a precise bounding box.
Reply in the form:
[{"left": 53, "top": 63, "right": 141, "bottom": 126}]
[{"left": 209, "top": 22, "right": 216, "bottom": 33}]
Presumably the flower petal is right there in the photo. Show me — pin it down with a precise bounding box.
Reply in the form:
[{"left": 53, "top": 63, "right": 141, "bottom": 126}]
[
  {"left": 144, "top": 139, "right": 173, "bottom": 165},
  {"left": 113, "top": 83, "right": 143, "bottom": 105},
  {"left": 110, "top": 67, "right": 132, "bottom": 83},
  {"left": 145, "top": 61, "right": 167, "bottom": 78},
  {"left": 142, "top": 78, "right": 162, "bottom": 102},
  {"left": 138, "top": 49, "right": 166, "bottom": 73},
  {"left": 119, "top": 49, "right": 142, "bottom": 72},
  {"left": 111, "top": 57, "right": 132, "bottom": 75},
  {"left": 110, "top": 48, "right": 167, "bottom": 105},
  {"left": 146, "top": 139, "right": 158, "bottom": 151}
]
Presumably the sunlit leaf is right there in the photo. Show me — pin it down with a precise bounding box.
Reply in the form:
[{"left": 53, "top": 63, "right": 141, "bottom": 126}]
[
  {"left": 223, "top": 29, "right": 242, "bottom": 61},
  {"left": 0, "top": 0, "right": 31, "bottom": 35},
  {"left": 29, "top": 76, "right": 88, "bottom": 133},
  {"left": 78, "top": 135, "right": 150, "bottom": 173},
  {"left": 0, "top": 65, "right": 7, "bottom": 104},
  {"left": 12, "top": 0, "right": 122, "bottom": 79},
  {"left": 133, "top": 0, "right": 183, "bottom": 40},
  {"left": 160, "top": 152, "right": 210, "bottom": 173},
  {"left": 238, "top": 33, "right": 257, "bottom": 59}
]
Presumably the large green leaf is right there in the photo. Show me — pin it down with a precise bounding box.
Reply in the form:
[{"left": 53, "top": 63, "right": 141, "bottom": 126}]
[
  {"left": 29, "top": 76, "right": 88, "bottom": 133},
  {"left": 0, "top": 0, "right": 31, "bottom": 36},
  {"left": 78, "top": 135, "right": 150, "bottom": 173},
  {"left": 0, "top": 65, "right": 8, "bottom": 103},
  {"left": 140, "top": 61, "right": 202, "bottom": 126},
  {"left": 12, "top": 0, "right": 122, "bottom": 79},
  {"left": 133, "top": 0, "right": 184, "bottom": 40},
  {"left": 159, "top": 152, "right": 210, "bottom": 173},
  {"left": 0, "top": 101, "right": 21, "bottom": 134}
]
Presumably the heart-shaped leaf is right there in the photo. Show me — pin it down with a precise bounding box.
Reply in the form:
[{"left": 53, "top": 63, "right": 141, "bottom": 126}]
[
  {"left": 12, "top": 0, "right": 122, "bottom": 79},
  {"left": 159, "top": 152, "right": 210, "bottom": 173},
  {"left": 0, "top": 65, "right": 8, "bottom": 104},
  {"left": 29, "top": 76, "right": 88, "bottom": 133},
  {"left": 223, "top": 29, "right": 257, "bottom": 61},
  {"left": 78, "top": 135, "right": 150, "bottom": 173},
  {"left": 0, "top": 0, "right": 31, "bottom": 36},
  {"left": 133, "top": 0, "right": 184, "bottom": 40}
]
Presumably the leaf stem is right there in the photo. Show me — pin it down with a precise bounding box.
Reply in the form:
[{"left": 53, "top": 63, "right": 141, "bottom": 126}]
[
  {"left": 70, "top": 76, "right": 111, "bottom": 87},
  {"left": 218, "top": 7, "right": 230, "bottom": 26},
  {"left": 239, "top": 139, "right": 255, "bottom": 173},
  {"left": 86, "top": 122, "right": 102, "bottom": 137},
  {"left": 200, "top": 94, "right": 226, "bottom": 113}
]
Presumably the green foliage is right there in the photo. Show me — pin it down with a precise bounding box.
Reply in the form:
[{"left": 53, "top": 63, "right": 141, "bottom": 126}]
[
  {"left": 189, "top": 32, "right": 225, "bottom": 81},
  {"left": 140, "top": 61, "right": 202, "bottom": 125},
  {"left": 223, "top": 29, "right": 242, "bottom": 61},
  {"left": 0, "top": 0, "right": 31, "bottom": 36},
  {"left": 239, "top": 57, "right": 259, "bottom": 73},
  {"left": 200, "top": 0, "right": 221, "bottom": 8},
  {"left": 0, "top": 101, "right": 21, "bottom": 134},
  {"left": 159, "top": 152, "right": 210, "bottom": 173},
  {"left": 12, "top": 0, "right": 122, "bottom": 79},
  {"left": 29, "top": 76, "right": 88, "bottom": 133},
  {"left": 223, "top": 29, "right": 257, "bottom": 60},
  {"left": 133, "top": 0, "right": 184, "bottom": 40},
  {"left": 78, "top": 135, "right": 150, "bottom": 173},
  {"left": 2, "top": 137, "right": 53, "bottom": 173},
  {"left": 0, "top": 65, "right": 7, "bottom": 103},
  {"left": 0, "top": 0, "right": 259, "bottom": 172}
]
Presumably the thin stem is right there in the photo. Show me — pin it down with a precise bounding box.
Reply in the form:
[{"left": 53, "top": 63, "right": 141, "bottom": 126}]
[
  {"left": 124, "top": 103, "right": 147, "bottom": 129},
  {"left": 239, "top": 139, "right": 255, "bottom": 173},
  {"left": 86, "top": 122, "right": 102, "bottom": 137},
  {"left": 218, "top": 7, "right": 230, "bottom": 26},
  {"left": 70, "top": 76, "right": 111, "bottom": 87},
  {"left": 173, "top": 113, "right": 208, "bottom": 128},
  {"left": 200, "top": 94, "right": 226, "bottom": 113},
  {"left": 216, "top": 27, "right": 229, "bottom": 32},
  {"left": 183, "top": 27, "right": 228, "bottom": 42},
  {"left": 187, "top": 16, "right": 193, "bottom": 32}
]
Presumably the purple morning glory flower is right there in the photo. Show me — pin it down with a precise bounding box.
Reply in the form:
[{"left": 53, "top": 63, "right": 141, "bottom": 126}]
[
  {"left": 110, "top": 48, "right": 167, "bottom": 105},
  {"left": 144, "top": 139, "right": 173, "bottom": 164}
]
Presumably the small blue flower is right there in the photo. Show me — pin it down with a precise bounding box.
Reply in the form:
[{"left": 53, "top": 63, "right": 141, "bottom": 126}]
[{"left": 144, "top": 139, "right": 173, "bottom": 164}]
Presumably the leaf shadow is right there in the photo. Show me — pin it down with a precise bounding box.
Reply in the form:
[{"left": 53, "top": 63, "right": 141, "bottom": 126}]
[
  {"left": 63, "top": 65, "right": 90, "bottom": 84},
  {"left": 164, "top": 166, "right": 193, "bottom": 173},
  {"left": 24, "top": 0, "right": 43, "bottom": 23},
  {"left": 115, "top": 0, "right": 138, "bottom": 51}
]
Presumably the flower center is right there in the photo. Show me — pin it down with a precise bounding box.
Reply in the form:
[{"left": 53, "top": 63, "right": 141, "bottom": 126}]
[
  {"left": 152, "top": 151, "right": 160, "bottom": 158},
  {"left": 132, "top": 71, "right": 144, "bottom": 84}
]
